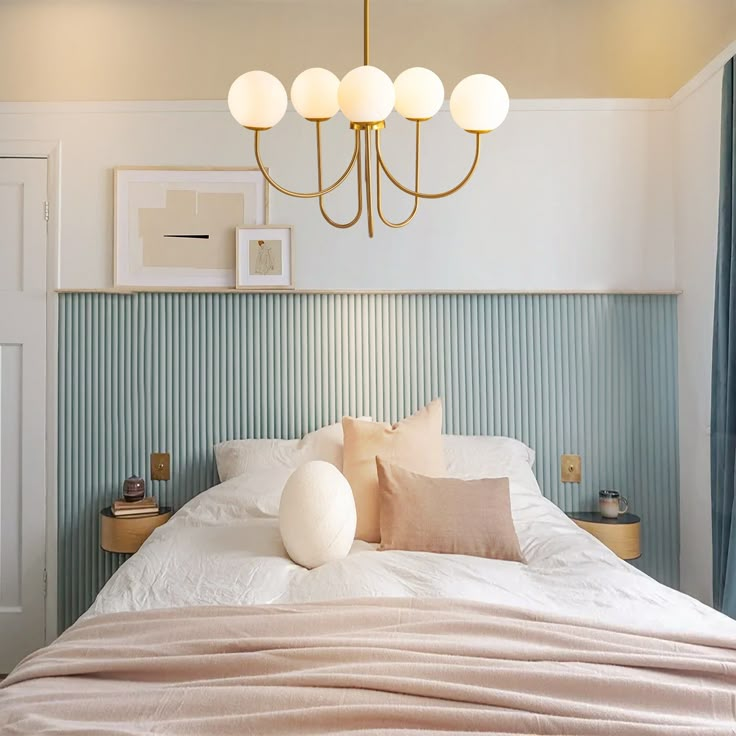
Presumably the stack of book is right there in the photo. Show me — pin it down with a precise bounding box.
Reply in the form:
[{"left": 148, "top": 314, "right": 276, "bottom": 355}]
[{"left": 111, "top": 497, "right": 159, "bottom": 517}]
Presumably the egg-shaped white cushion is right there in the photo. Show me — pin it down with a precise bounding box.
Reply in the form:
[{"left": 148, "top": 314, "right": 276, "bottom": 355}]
[{"left": 279, "top": 461, "right": 357, "bottom": 569}]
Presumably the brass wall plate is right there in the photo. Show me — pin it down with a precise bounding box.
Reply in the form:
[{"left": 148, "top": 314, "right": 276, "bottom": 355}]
[
  {"left": 561, "top": 454, "right": 582, "bottom": 483},
  {"left": 151, "top": 452, "right": 170, "bottom": 481}
]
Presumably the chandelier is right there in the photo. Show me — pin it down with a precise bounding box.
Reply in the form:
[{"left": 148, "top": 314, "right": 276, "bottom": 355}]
[{"left": 226, "top": 0, "right": 509, "bottom": 237}]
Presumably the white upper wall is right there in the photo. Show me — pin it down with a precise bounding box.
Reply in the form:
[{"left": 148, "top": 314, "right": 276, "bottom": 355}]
[
  {"left": 0, "top": 100, "right": 676, "bottom": 291},
  {"left": 674, "top": 69, "right": 723, "bottom": 605}
]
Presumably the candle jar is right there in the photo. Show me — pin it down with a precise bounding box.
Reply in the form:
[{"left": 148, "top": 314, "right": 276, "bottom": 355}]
[{"left": 123, "top": 475, "right": 146, "bottom": 502}]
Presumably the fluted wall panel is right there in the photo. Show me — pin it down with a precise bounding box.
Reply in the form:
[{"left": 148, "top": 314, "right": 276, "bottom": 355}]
[{"left": 58, "top": 292, "right": 679, "bottom": 629}]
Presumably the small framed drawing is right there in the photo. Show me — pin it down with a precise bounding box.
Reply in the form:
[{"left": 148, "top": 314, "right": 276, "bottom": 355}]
[
  {"left": 235, "top": 226, "right": 294, "bottom": 290},
  {"left": 114, "top": 167, "right": 268, "bottom": 289}
]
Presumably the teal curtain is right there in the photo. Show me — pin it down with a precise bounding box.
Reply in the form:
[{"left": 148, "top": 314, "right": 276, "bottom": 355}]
[{"left": 713, "top": 57, "right": 736, "bottom": 616}]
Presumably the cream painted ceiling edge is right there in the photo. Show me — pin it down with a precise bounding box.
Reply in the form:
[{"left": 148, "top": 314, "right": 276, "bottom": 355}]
[{"left": 0, "top": 0, "right": 734, "bottom": 101}]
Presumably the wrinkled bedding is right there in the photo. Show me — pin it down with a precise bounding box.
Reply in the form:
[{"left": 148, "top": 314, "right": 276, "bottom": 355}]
[
  {"left": 4, "top": 449, "right": 736, "bottom": 734},
  {"left": 85, "top": 462, "right": 734, "bottom": 642},
  {"left": 3, "top": 598, "right": 736, "bottom": 735}
]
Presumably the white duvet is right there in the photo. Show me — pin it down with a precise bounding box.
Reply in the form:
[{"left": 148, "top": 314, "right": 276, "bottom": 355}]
[{"left": 87, "top": 450, "right": 736, "bottom": 641}]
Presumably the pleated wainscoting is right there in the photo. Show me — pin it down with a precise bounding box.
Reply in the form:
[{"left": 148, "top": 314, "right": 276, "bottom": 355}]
[{"left": 58, "top": 292, "right": 679, "bottom": 629}]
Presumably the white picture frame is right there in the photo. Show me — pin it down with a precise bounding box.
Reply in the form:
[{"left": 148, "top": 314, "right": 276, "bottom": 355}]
[
  {"left": 236, "top": 226, "right": 294, "bottom": 290},
  {"left": 114, "top": 167, "right": 268, "bottom": 289}
]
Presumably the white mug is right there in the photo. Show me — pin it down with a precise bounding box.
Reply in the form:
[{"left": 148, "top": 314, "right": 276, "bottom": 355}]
[{"left": 599, "top": 489, "right": 628, "bottom": 518}]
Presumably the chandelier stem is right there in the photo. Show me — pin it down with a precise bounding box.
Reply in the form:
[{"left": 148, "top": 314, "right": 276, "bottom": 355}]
[
  {"left": 376, "top": 132, "right": 482, "bottom": 199},
  {"left": 375, "top": 121, "right": 420, "bottom": 228},
  {"left": 364, "top": 0, "right": 370, "bottom": 66},
  {"left": 364, "top": 128, "right": 374, "bottom": 237},
  {"left": 253, "top": 128, "right": 360, "bottom": 198},
  {"left": 317, "top": 123, "right": 364, "bottom": 228}
]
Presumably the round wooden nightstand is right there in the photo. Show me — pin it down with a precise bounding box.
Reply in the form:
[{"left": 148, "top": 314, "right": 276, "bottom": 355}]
[
  {"left": 100, "top": 506, "right": 172, "bottom": 554},
  {"left": 567, "top": 512, "right": 641, "bottom": 560}
]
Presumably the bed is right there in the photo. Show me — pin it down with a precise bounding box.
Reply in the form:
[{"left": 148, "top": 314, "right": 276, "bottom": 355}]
[{"left": 2, "top": 431, "right": 736, "bottom": 734}]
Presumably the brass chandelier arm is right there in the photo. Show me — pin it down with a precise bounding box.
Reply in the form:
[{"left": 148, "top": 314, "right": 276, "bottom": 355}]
[
  {"left": 317, "top": 123, "right": 364, "bottom": 229},
  {"left": 254, "top": 129, "right": 360, "bottom": 199},
  {"left": 375, "top": 130, "right": 482, "bottom": 200},
  {"left": 364, "top": 128, "right": 375, "bottom": 237},
  {"left": 375, "top": 122, "right": 420, "bottom": 228}
]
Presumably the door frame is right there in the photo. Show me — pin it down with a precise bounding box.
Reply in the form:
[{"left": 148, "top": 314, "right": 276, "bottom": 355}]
[{"left": 0, "top": 140, "right": 61, "bottom": 643}]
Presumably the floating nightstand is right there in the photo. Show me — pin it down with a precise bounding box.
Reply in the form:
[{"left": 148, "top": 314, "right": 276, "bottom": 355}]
[
  {"left": 566, "top": 512, "right": 641, "bottom": 561},
  {"left": 100, "top": 506, "right": 172, "bottom": 554}
]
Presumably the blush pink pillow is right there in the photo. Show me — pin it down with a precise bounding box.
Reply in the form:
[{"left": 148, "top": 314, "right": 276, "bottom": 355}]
[{"left": 375, "top": 458, "right": 525, "bottom": 562}]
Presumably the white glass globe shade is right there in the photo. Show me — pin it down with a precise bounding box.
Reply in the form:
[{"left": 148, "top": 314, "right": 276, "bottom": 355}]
[
  {"left": 394, "top": 67, "right": 444, "bottom": 121},
  {"left": 291, "top": 68, "right": 340, "bottom": 121},
  {"left": 450, "top": 74, "right": 510, "bottom": 132},
  {"left": 227, "top": 71, "right": 288, "bottom": 129},
  {"left": 338, "top": 66, "right": 395, "bottom": 123}
]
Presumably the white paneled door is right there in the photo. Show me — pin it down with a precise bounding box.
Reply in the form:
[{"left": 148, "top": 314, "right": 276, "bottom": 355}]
[{"left": 0, "top": 158, "right": 48, "bottom": 672}]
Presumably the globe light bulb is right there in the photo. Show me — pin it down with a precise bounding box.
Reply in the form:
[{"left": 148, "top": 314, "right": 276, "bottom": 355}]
[
  {"left": 291, "top": 68, "right": 340, "bottom": 121},
  {"left": 338, "top": 66, "right": 395, "bottom": 124},
  {"left": 227, "top": 71, "right": 288, "bottom": 130},
  {"left": 450, "top": 74, "right": 510, "bottom": 133},
  {"left": 394, "top": 67, "right": 444, "bottom": 121}
]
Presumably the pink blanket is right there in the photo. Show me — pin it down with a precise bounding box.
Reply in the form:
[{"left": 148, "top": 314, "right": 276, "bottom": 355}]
[{"left": 2, "top": 598, "right": 736, "bottom": 734}]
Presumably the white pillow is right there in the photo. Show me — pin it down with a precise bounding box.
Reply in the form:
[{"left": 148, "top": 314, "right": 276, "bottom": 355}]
[
  {"left": 279, "top": 461, "right": 357, "bottom": 569},
  {"left": 177, "top": 466, "right": 294, "bottom": 523},
  {"left": 214, "top": 439, "right": 300, "bottom": 482},
  {"left": 298, "top": 417, "right": 372, "bottom": 471},
  {"left": 443, "top": 435, "right": 537, "bottom": 480},
  {"left": 215, "top": 417, "right": 373, "bottom": 481}
]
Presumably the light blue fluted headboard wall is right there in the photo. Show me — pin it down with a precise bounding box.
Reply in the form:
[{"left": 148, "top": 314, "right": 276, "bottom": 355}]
[{"left": 59, "top": 292, "right": 679, "bottom": 629}]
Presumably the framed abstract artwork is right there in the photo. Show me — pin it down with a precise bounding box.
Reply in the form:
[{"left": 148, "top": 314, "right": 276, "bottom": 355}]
[
  {"left": 114, "top": 167, "right": 268, "bottom": 288},
  {"left": 235, "top": 226, "right": 294, "bottom": 290}
]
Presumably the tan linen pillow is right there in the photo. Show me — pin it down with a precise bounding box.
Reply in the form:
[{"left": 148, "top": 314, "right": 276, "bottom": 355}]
[
  {"left": 375, "top": 458, "right": 525, "bottom": 562},
  {"left": 342, "top": 399, "right": 446, "bottom": 542}
]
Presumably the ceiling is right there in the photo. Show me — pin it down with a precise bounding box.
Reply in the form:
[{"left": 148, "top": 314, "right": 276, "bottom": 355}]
[{"left": 0, "top": 0, "right": 734, "bottom": 101}]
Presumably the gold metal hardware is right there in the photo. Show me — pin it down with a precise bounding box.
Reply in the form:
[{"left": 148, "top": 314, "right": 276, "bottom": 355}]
[
  {"left": 364, "top": 128, "right": 374, "bottom": 237},
  {"left": 561, "top": 454, "right": 582, "bottom": 483},
  {"left": 349, "top": 121, "right": 386, "bottom": 131},
  {"left": 317, "top": 122, "right": 364, "bottom": 229},
  {"left": 254, "top": 128, "right": 360, "bottom": 198},
  {"left": 243, "top": 0, "right": 487, "bottom": 236},
  {"left": 376, "top": 127, "right": 482, "bottom": 200},
  {"left": 151, "top": 452, "right": 171, "bottom": 481},
  {"left": 376, "top": 121, "right": 419, "bottom": 228}
]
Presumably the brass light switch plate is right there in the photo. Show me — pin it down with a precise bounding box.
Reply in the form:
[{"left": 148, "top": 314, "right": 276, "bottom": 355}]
[
  {"left": 151, "top": 452, "right": 170, "bottom": 481},
  {"left": 561, "top": 454, "right": 582, "bottom": 483}
]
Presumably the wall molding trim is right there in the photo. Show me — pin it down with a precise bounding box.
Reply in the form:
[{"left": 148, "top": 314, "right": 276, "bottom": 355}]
[
  {"left": 510, "top": 99, "right": 671, "bottom": 112},
  {"left": 0, "top": 98, "right": 673, "bottom": 116},
  {"left": 1, "top": 42, "right": 732, "bottom": 118},
  {"left": 671, "top": 39, "right": 736, "bottom": 109},
  {"left": 55, "top": 288, "right": 684, "bottom": 296}
]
